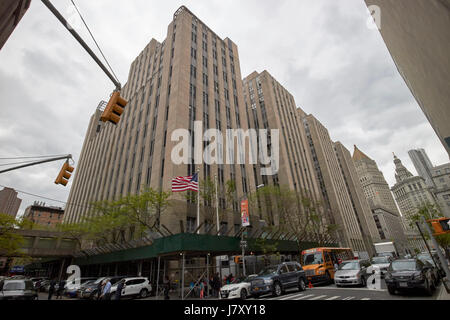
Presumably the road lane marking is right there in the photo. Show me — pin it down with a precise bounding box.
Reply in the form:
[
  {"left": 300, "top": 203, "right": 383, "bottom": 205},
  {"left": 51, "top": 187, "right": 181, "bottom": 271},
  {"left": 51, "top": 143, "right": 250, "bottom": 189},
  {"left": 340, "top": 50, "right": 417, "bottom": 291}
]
[
  {"left": 293, "top": 294, "right": 316, "bottom": 300},
  {"left": 308, "top": 295, "right": 327, "bottom": 300},
  {"left": 278, "top": 293, "right": 306, "bottom": 300},
  {"left": 309, "top": 287, "right": 386, "bottom": 292},
  {"left": 342, "top": 296, "right": 355, "bottom": 300},
  {"left": 361, "top": 298, "right": 371, "bottom": 300},
  {"left": 326, "top": 296, "right": 340, "bottom": 300}
]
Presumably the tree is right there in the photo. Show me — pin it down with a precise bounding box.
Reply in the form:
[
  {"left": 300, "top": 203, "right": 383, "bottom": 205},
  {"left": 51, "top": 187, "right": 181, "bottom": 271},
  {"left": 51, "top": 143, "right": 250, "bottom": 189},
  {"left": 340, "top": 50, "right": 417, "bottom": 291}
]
[
  {"left": 248, "top": 185, "right": 338, "bottom": 252},
  {"left": 0, "top": 213, "right": 31, "bottom": 257},
  {"left": 407, "top": 202, "right": 450, "bottom": 259}
]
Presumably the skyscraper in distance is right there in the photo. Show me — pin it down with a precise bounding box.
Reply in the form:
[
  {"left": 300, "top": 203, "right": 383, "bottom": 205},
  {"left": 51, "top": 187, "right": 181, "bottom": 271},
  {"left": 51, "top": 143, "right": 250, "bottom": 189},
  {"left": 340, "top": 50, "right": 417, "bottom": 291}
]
[{"left": 408, "top": 148, "right": 435, "bottom": 188}]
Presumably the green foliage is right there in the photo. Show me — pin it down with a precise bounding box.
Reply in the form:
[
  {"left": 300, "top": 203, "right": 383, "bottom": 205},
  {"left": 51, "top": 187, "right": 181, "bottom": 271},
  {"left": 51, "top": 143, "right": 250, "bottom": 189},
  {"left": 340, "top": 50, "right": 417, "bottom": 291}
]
[
  {"left": 248, "top": 185, "right": 338, "bottom": 250},
  {"left": 0, "top": 213, "right": 31, "bottom": 257}
]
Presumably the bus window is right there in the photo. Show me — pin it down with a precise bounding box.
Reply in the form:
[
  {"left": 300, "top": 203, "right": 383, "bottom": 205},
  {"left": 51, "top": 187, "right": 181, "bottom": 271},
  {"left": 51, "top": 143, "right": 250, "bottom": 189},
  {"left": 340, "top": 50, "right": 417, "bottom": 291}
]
[{"left": 303, "top": 252, "right": 324, "bottom": 266}]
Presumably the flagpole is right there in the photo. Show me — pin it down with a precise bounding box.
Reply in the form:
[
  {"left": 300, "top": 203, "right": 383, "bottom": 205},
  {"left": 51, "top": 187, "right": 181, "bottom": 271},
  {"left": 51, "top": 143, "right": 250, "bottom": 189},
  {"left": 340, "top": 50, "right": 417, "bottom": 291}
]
[
  {"left": 215, "top": 175, "right": 220, "bottom": 235},
  {"left": 197, "top": 168, "right": 200, "bottom": 235}
]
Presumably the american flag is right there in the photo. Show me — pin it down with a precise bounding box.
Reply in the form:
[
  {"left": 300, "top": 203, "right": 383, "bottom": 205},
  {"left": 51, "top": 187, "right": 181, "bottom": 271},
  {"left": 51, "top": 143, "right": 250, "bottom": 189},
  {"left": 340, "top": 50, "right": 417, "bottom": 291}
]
[{"left": 171, "top": 173, "right": 199, "bottom": 192}]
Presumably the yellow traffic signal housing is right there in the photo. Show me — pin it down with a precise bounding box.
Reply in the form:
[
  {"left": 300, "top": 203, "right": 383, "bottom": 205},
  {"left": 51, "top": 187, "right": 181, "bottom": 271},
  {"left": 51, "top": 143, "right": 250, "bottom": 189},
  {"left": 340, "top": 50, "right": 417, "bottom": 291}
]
[
  {"left": 100, "top": 91, "right": 127, "bottom": 125},
  {"left": 428, "top": 218, "right": 450, "bottom": 236},
  {"left": 55, "top": 162, "right": 74, "bottom": 186},
  {"left": 234, "top": 256, "right": 242, "bottom": 264}
]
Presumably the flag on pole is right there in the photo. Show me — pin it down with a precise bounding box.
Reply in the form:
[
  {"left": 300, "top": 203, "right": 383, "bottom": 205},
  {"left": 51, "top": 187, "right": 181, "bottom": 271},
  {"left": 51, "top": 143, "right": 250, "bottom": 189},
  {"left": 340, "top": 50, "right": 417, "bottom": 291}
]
[{"left": 171, "top": 173, "right": 199, "bottom": 192}]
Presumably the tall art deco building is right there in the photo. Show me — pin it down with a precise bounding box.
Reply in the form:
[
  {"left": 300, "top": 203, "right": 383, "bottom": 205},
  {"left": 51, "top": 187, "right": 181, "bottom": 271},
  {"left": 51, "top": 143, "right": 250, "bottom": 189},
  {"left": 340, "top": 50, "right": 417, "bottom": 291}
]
[{"left": 64, "top": 6, "right": 258, "bottom": 235}]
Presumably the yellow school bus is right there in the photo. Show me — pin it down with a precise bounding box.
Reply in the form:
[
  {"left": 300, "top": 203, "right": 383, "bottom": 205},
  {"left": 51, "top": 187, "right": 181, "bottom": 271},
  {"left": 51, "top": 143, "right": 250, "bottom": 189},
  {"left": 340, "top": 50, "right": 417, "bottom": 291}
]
[{"left": 301, "top": 247, "right": 354, "bottom": 283}]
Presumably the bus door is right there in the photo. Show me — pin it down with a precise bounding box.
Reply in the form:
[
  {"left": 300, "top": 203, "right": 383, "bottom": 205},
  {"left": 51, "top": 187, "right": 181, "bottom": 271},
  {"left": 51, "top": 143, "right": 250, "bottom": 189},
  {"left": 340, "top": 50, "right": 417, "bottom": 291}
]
[{"left": 323, "top": 251, "right": 334, "bottom": 278}]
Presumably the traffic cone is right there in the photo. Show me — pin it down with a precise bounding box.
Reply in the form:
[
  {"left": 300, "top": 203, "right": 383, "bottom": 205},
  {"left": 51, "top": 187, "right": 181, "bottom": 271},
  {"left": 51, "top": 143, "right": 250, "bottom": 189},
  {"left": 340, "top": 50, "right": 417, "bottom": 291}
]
[{"left": 308, "top": 281, "right": 313, "bottom": 289}]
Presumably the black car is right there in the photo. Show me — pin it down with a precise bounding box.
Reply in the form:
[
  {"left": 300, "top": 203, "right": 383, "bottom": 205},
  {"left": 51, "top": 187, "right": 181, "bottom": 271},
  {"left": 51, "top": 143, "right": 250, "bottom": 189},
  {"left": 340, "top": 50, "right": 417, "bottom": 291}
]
[
  {"left": 78, "top": 276, "right": 125, "bottom": 299},
  {"left": 250, "top": 262, "right": 307, "bottom": 298},
  {"left": 385, "top": 259, "right": 436, "bottom": 296}
]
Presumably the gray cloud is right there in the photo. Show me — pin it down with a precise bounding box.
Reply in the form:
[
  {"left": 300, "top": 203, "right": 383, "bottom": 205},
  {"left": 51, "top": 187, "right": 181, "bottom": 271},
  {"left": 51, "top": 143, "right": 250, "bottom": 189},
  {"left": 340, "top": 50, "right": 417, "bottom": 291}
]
[{"left": 0, "top": 0, "right": 448, "bottom": 218}]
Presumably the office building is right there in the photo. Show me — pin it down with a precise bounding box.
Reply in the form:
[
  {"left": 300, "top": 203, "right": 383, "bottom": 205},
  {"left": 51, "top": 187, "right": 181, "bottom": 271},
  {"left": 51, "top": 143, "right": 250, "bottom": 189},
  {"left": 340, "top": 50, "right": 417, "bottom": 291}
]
[
  {"left": 431, "top": 163, "right": 450, "bottom": 217},
  {"left": 408, "top": 148, "right": 435, "bottom": 188},
  {"left": 301, "top": 114, "right": 367, "bottom": 253},
  {"left": 0, "top": 0, "right": 31, "bottom": 50},
  {"left": 64, "top": 6, "right": 256, "bottom": 237},
  {"left": 391, "top": 154, "right": 435, "bottom": 252},
  {"left": 23, "top": 202, "right": 64, "bottom": 228},
  {"left": 365, "top": 0, "right": 450, "bottom": 157},
  {"left": 0, "top": 187, "right": 21, "bottom": 218},
  {"left": 352, "top": 146, "right": 408, "bottom": 254}
]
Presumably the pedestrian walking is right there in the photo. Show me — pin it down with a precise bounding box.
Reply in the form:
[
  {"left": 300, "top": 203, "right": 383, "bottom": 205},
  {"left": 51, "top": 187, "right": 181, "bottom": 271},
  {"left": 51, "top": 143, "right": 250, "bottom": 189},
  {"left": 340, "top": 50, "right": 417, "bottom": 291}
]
[
  {"left": 213, "top": 273, "right": 221, "bottom": 298},
  {"left": 97, "top": 279, "right": 104, "bottom": 300},
  {"left": 56, "top": 279, "right": 65, "bottom": 299},
  {"left": 114, "top": 279, "right": 125, "bottom": 301},
  {"left": 199, "top": 279, "right": 205, "bottom": 299},
  {"left": 100, "top": 278, "right": 112, "bottom": 300},
  {"left": 48, "top": 279, "right": 56, "bottom": 300},
  {"left": 163, "top": 276, "right": 170, "bottom": 300}
]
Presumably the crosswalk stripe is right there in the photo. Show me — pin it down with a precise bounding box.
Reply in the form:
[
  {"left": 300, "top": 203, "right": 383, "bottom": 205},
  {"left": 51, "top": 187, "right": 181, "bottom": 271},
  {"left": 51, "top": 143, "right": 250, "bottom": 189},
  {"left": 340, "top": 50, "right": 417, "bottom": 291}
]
[
  {"left": 308, "top": 295, "right": 327, "bottom": 300},
  {"left": 343, "top": 296, "right": 355, "bottom": 300},
  {"left": 361, "top": 298, "right": 371, "bottom": 300},
  {"left": 326, "top": 296, "right": 340, "bottom": 300},
  {"left": 293, "top": 294, "right": 315, "bottom": 300},
  {"left": 279, "top": 293, "right": 306, "bottom": 300}
]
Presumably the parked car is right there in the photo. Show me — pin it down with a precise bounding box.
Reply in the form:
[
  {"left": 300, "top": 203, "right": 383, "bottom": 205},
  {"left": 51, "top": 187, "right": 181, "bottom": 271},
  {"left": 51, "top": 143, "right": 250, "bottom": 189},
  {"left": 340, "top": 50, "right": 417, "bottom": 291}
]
[
  {"left": 249, "top": 262, "right": 307, "bottom": 298},
  {"left": 385, "top": 259, "right": 436, "bottom": 296},
  {"left": 78, "top": 276, "right": 125, "bottom": 299},
  {"left": 65, "top": 278, "right": 98, "bottom": 298},
  {"left": 39, "top": 280, "right": 50, "bottom": 292},
  {"left": 31, "top": 278, "right": 48, "bottom": 291},
  {"left": 417, "top": 252, "right": 444, "bottom": 280},
  {"left": 370, "top": 256, "right": 392, "bottom": 277},
  {"left": 334, "top": 260, "right": 371, "bottom": 287},
  {"left": 220, "top": 275, "right": 257, "bottom": 300},
  {"left": 0, "top": 279, "right": 38, "bottom": 300},
  {"left": 110, "top": 277, "right": 152, "bottom": 299}
]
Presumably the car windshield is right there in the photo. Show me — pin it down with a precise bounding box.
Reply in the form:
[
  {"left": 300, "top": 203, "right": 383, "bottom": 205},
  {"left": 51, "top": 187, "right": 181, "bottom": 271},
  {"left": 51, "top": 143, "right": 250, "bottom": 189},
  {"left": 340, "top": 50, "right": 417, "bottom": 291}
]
[
  {"left": 303, "top": 253, "right": 323, "bottom": 266},
  {"left": 258, "top": 267, "right": 278, "bottom": 276},
  {"left": 371, "top": 256, "right": 389, "bottom": 264},
  {"left": 338, "top": 262, "right": 360, "bottom": 270},
  {"left": 391, "top": 261, "right": 417, "bottom": 271},
  {"left": 231, "top": 277, "right": 248, "bottom": 284},
  {"left": 3, "top": 282, "right": 26, "bottom": 291}
]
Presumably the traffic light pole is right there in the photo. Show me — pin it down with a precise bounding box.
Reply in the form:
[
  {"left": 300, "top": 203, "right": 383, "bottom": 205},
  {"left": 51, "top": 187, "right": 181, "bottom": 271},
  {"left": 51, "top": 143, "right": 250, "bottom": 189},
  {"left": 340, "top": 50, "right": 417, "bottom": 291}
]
[
  {"left": 40, "top": 0, "right": 121, "bottom": 90},
  {"left": 420, "top": 216, "right": 450, "bottom": 293},
  {"left": 0, "top": 155, "right": 72, "bottom": 174}
]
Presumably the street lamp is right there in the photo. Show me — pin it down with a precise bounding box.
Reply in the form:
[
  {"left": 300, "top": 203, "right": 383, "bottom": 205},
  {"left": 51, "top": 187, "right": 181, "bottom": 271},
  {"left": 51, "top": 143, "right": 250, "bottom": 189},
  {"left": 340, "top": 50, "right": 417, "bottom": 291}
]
[{"left": 241, "top": 184, "right": 264, "bottom": 277}]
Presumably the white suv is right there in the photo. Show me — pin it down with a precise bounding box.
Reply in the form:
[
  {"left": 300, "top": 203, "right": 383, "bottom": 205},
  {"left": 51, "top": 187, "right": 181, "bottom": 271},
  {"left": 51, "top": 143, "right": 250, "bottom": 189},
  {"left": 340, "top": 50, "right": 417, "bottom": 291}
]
[{"left": 111, "top": 277, "right": 152, "bottom": 299}]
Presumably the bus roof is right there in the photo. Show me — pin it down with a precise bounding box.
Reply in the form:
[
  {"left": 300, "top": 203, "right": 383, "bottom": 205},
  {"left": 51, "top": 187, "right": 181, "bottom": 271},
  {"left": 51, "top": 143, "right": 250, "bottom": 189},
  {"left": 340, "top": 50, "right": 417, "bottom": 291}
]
[{"left": 301, "top": 248, "right": 352, "bottom": 254}]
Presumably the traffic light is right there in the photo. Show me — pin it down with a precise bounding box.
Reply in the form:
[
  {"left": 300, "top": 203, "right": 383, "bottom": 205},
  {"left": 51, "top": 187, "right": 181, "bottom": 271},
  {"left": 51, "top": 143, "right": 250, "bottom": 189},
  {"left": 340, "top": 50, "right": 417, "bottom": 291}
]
[
  {"left": 234, "top": 256, "right": 242, "bottom": 264},
  {"left": 428, "top": 218, "right": 450, "bottom": 236},
  {"left": 100, "top": 91, "right": 127, "bottom": 125},
  {"left": 55, "top": 161, "right": 74, "bottom": 186}
]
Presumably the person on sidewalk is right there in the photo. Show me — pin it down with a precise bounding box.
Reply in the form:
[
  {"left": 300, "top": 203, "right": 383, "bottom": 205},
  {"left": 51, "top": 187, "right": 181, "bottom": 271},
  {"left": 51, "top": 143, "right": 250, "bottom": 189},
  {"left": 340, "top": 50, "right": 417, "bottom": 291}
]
[
  {"left": 100, "top": 278, "right": 111, "bottom": 300},
  {"left": 114, "top": 279, "right": 125, "bottom": 300},
  {"left": 56, "top": 279, "right": 65, "bottom": 299},
  {"left": 96, "top": 279, "right": 104, "bottom": 300},
  {"left": 163, "top": 276, "right": 170, "bottom": 300},
  {"left": 199, "top": 279, "right": 205, "bottom": 299},
  {"left": 47, "top": 279, "right": 56, "bottom": 300},
  {"left": 213, "top": 273, "right": 221, "bottom": 298}
]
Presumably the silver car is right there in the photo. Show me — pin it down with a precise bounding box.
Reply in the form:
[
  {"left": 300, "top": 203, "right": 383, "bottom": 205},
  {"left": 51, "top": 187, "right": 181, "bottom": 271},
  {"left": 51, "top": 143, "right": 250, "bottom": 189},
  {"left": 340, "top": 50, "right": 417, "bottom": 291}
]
[
  {"left": 0, "top": 279, "right": 38, "bottom": 300},
  {"left": 371, "top": 256, "right": 392, "bottom": 277},
  {"left": 334, "top": 260, "right": 371, "bottom": 287}
]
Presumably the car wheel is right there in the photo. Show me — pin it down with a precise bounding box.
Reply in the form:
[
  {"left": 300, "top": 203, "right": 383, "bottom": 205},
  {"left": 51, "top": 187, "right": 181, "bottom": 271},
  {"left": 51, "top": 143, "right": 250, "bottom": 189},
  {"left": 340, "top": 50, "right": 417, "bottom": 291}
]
[
  {"left": 387, "top": 286, "right": 396, "bottom": 295},
  {"left": 298, "top": 278, "right": 306, "bottom": 292},
  {"left": 324, "top": 271, "right": 332, "bottom": 284},
  {"left": 240, "top": 289, "right": 247, "bottom": 300},
  {"left": 273, "top": 282, "right": 282, "bottom": 297},
  {"left": 424, "top": 279, "right": 433, "bottom": 296},
  {"left": 361, "top": 276, "right": 367, "bottom": 288},
  {"left": 140, "top": 289, "right": 148, "bottom": 299}
]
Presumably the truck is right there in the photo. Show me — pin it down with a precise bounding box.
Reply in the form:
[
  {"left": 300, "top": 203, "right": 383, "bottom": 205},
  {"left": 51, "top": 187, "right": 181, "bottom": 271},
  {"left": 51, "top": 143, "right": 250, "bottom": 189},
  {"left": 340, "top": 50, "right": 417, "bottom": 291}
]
[{"left": 374, "top": 242, "right": 398, "bottom": 258}]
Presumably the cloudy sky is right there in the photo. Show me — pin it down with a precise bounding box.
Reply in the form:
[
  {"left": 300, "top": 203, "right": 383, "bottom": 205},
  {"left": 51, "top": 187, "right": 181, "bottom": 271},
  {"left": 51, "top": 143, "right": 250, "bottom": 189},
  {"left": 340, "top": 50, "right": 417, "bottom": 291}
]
[{"left": 0, "top": 0, "right": 448, "bottom": 218}]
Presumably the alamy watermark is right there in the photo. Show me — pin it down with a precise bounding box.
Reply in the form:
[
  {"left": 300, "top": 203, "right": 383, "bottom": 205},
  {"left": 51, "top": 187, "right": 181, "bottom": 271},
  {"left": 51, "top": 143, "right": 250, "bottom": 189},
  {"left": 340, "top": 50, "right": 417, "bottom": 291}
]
[
  {"left": 171, "top": 121, "right": 280, "bottom": 176},
  {"left": 367, "top": 5, "right": 381, "bottom": 30}
]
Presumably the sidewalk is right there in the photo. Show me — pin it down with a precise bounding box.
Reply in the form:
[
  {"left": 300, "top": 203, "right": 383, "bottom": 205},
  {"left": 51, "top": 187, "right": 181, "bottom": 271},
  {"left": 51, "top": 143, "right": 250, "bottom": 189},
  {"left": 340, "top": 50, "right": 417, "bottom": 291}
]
[{"left": 437, "top": 281, "right": 450, "bottom": 300}]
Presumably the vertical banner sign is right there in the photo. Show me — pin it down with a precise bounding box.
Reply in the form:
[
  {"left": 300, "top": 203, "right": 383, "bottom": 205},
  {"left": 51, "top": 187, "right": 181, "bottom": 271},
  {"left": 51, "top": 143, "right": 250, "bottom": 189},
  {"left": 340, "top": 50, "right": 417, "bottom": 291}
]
[{"left": 241, "top": 199, "right": 250, "bottom": 227}]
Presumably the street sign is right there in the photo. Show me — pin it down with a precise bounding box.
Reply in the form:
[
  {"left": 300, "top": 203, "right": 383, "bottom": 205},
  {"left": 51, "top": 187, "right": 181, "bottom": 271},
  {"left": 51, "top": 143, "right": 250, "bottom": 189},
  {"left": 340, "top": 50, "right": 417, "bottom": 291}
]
[{"left": 240, "top": 241, "right": 248, "bottom": 248}]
